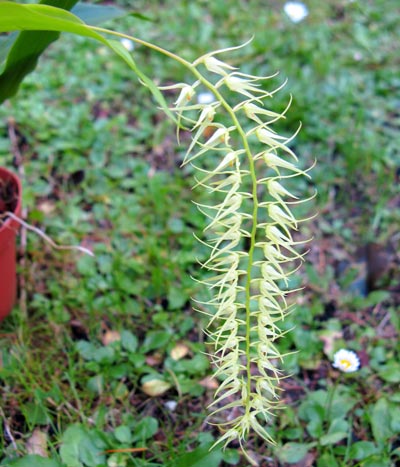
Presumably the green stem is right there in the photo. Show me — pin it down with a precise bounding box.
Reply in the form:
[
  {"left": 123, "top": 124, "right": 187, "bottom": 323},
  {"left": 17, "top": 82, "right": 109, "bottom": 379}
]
[{"left": 90, "top": 26, "right": 193, "bottom": 68}]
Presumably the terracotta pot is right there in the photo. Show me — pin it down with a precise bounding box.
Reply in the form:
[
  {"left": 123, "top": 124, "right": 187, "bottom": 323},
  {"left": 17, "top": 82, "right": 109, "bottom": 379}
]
[{"left": 0, "top": 167, "right": 22, "bottom": 322}]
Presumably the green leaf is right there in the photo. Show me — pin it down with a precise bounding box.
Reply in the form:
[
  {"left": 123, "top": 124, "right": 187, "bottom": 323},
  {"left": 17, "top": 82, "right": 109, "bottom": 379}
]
[
  {"left": 349, "top": 441, "right": 379, "bottom": 461},
  {"left": 390, "top": 405, "right": 400, "bottom": 432},
  {"left": 186, "top": 354, "right": 210, "bottom": 374},
  {"left": 370, "top": 398, "right": 393, "bottom": 446},
  {"left": 363, "top": 290, "right": 390, "bottom": 307},
  {"left": 76, "top": 340, "right": 98, "bottom": 361},
  {"left": 132, "top": 416, "right": 159, "bottom": 442},
  {"left": 316, "top": 453, "right": 339, "bottom": 467},
  {"left": 175, "top": 443, "right": 223, "bottom": 467},
  {"left": 114, "top": 425, "right": 133, "bottom": 444},
  {"left": 320, "top": 431, "right": 348, "bottom": 446},
  {"left": 142, "top": 330, "right": 172, "bottom": 352},
  {"left": 378, "top": 361, "right": 400, "bottom": 383},
  {"left": 87, "top": 374, "right": 104, "bottom": 394},
  {"left": 94, "top": 346, "right": 116, "bottom": 364},
  {"left": 167, "top": 285, "right": 187, "bottom": 309},
  {"left": 320, "top": 418, "right": 349, "bottom": 445},
  {"left": 60, "top": 424, "right": 85, "bottom": 467},
  {"left": 121, "top": 330, "right": 138, "bottom": 352},
  {"left": 363, "top": 459, "right": 391, "bottom": 467},
  {"left": 277, "top": 443, "right": 309, "bottom": 464},
  {"left": 60, "top": 424, "right": 106, "bottom": 467},
  {"left": 21, "top": 402, "right": 51, "bottom": 426},
  {"left": 79, "top": 430, "right": 107, "bottom": 467},
  {"left": 222, "top": 449, "right": 240, "bottom": 465},
  {"left": 71, "top": 3, "right": 126, "bottom": 25},
  {"left": 9, "top": 455, "right": 62, "bottom": 467},
  {"left": 0, "top": 1, "right": 81, "bottom": 103}
]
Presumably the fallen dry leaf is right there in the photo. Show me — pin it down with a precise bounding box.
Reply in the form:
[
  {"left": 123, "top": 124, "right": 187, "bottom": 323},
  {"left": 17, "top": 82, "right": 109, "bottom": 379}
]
[
  {"left": 145, "top": 352, "right": 163, "bottom": 366},
  {"left": 319, "top": 330, "right": 343, "bottom": 356},
  {"left": 102, "top": 330, "right": 121, "bottom": 346},
  {"left": 170, "top": 343, "right": 189, "bottom": 361},
  {"left": 37, "top": 201, "right": 56, "bottom": 216},
  {"left": 199, "top": 376, "right": 219, "bottom": 390},
  {"left": 141, "top": 378, "right": 172, "bottom": 397},
  {"left": 26, "top": 428, "right": 48, "bottom": 457}
]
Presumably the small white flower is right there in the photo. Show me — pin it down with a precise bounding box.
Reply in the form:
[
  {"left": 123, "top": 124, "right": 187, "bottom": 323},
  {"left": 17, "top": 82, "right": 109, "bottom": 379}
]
[
  {"left": 164, "top": 400, "right": 178, "bottom": 412},
  {"left": 197, "top": 92, "right": 215, "bottom": 105},
  {"left": 284, "top": 2, "right": 309, "bottom": 23},
  {"left": 120, "top": 38, "right": 134, "bottom": 51},
  {"left": 202, "top": 56, "right": 236, "bottom": 75},
  {"left": 175, "top": 84, "right": 196, "bottom": 107},
  {"left": 332, "top": 349, "right": 360, "bottom": 373}
]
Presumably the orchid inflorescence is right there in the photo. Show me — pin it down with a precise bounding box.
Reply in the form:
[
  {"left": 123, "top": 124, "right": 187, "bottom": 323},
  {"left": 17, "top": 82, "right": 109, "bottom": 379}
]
[{"left": 156, "top": 43, "right": 311, "bottom": 459}]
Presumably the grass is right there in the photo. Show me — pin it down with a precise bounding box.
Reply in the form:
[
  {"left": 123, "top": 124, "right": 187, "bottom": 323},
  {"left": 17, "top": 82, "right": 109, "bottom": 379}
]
[{"left": 0, "top": 0, "right": 399, "bottom": 466}]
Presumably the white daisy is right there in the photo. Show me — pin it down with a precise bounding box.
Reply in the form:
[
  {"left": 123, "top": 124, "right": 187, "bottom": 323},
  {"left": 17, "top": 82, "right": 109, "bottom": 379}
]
[
  {"left": 332, "top": 349, "right": 360, "bottom": 373},
  {"left": 283, "top": 2, "right": 309, "bottom": 23}
]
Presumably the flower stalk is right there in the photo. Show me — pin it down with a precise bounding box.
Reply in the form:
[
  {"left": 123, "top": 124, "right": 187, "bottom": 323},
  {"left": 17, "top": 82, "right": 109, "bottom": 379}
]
[{"left": 91, "top": 26, "right": 310, "bottom": 460}]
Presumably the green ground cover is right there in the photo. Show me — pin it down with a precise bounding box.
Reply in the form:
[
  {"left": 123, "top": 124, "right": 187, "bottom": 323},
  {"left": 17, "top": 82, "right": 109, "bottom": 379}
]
[{"left": 0, "top": 1, "right": 399, "bottom": 466}]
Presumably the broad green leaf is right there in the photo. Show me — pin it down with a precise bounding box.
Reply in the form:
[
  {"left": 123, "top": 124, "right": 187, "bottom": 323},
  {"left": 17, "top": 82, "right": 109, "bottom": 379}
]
[
  {"left": 320, "top": 417, "right": 349, "bottom": 446},
  {"left": 378, "top": 361, "right": 400, "bottom": 383},
  {"left": 320, "top": 431, "right": 348, "bottom": 446},
  {"left": 0, "top": 3, "right": 103, "bottom": 37},
  {"left": 78, "top": 430, "right": 107, "bottom": 467},
  {"left": 0, "top": 1, "right": 79, "bottom": 99},
  {"left": 132, "top": 416, "right": 159, "bottom": 442},
  {"left": 76, "top": 340, "right": 98, "bottom": 361},
  {"left": 114, "top": 425, "right": 132, "bottom": 444},
  {"left": 222, "top": 449, "right": 240, "bottom": 465},
  {"left": 142, "top": 330, "right": 172, "bottom": 352},
  {"left": 0, "top": 2, "right": 106, "bottom": 103},
  {"left": 87, "top": 374, "right": 104, "bottom": 394},
  {"left": 8, "top": 455, "right": 62, "bottom": 467},
  {"left": 93, "top": 346, "right": 115, "bottom": 364},
  {"left": 276, "top": 442, "right": 309, "bottom": 464},
  {"left": 0, "top": 3, "right": 176, "bottom": 121},
  {"left": 60, "top": 424, "right": 106, "bottom": 467},
  {"left": 21, "top": 402, "right": 51, "bottom": 426},
  {"left": 316, "top": 453, "right": 339, "bottom": 467},
  {"left": 363, "top": 459, "right": 391, "bottom": 467},
  {"left": 370, "top": 398, "right": 393, "bottom": 446},
  {"left": 175, "top": 443, "right": 223, "bottom": 467},
  {"left": 60, "top": 424, "right": 85, "bottom": 467},
  {"left": 121, "top": 329, "right": 138, "bottom": 352},
  {"left": 349, "top": 441, "right": 379, "bottom": 461},
  {"left": 390, "top": 405, "right": 400, "bottom": 432}
]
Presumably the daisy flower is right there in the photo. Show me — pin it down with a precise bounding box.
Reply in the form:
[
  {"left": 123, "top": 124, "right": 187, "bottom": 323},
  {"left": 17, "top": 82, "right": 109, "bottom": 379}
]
[{"left": 332, "top": 349, "right": 360, "bottom": 373}]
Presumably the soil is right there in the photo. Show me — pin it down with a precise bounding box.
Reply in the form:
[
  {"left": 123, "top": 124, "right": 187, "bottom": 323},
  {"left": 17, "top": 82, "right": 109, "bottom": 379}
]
[{"left": 0, "top": 176, "right": 19, "bottom": 219}]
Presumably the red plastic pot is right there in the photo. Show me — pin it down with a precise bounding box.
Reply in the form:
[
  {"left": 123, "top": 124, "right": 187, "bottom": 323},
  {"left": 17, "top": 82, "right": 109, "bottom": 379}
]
[{"left": 0, "top": 167, "right": 22, "bottom": 322}]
